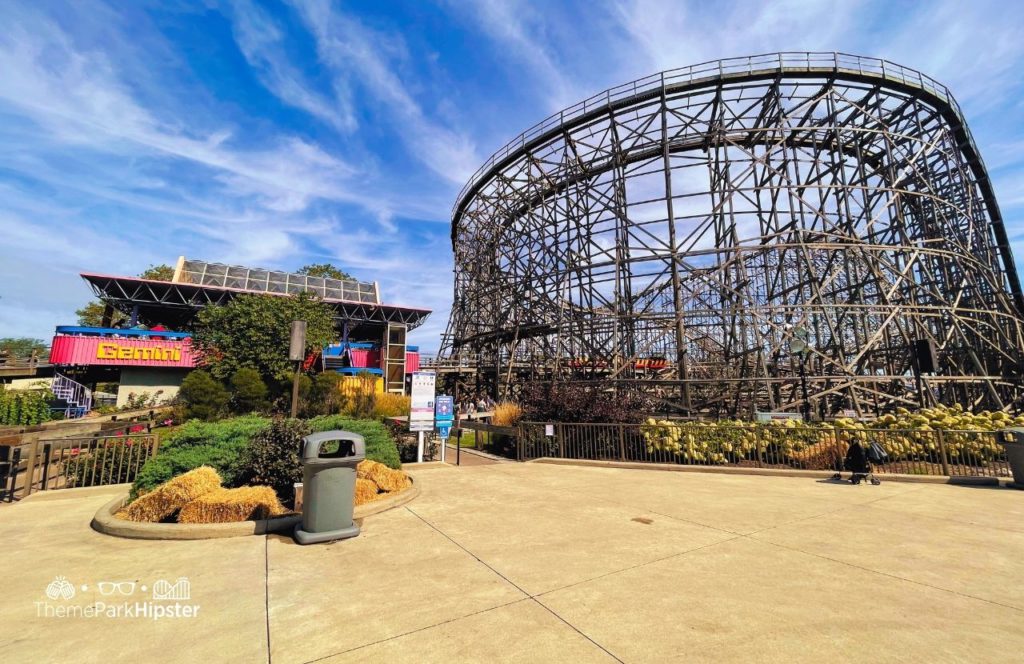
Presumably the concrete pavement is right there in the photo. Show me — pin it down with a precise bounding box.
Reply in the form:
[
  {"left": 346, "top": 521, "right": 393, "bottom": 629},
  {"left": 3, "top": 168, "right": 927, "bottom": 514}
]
[{"left": 1, "top": 462, "right": 1022, "bottom": 663}]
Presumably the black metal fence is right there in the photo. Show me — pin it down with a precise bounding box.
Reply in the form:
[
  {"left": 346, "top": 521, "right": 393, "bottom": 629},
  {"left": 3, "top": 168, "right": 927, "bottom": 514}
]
[{"left": 517, "top": 422, "right": 1012, "bottom": 478}]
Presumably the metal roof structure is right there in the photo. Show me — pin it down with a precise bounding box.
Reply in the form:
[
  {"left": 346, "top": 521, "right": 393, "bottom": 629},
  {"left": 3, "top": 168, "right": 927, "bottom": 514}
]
[
  {"left": 174, "top": 258, "right": 381, "bottom": 304},
  {"left": 83, "top": 259, "right": 430, "bottom": 335}
]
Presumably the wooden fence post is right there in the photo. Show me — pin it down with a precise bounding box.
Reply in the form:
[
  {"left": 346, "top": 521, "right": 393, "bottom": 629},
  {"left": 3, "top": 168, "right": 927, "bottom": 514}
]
[{"left": 22, "top": 439, "right": 40, "bottom": 498}]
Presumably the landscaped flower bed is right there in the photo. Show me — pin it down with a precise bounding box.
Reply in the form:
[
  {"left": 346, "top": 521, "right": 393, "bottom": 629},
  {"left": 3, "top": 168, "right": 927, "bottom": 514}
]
[
  {"left": 111, "top": 413, "right": 408, "bottom": 524},
  {"left": 640, "top": 405, "right": 1020, "bottom": 470},
  {"left": 117, "top": 460, "right": 412, "bottom": 525}
]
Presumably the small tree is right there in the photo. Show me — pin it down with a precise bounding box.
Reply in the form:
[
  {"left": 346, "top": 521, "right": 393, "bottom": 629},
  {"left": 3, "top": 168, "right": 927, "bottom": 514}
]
[
  {"left": 192, "top": 292, "right": 336, "bottom": 382},
  {"left": 305, "top": 371, "right": 343, "bottom": 416},
  {"left": 0, "top": 338, "right": 48, "bottom": 360},
  {"left": 230, "top": 368, "right": 268, "bottom": 413},
  {"left": 519, "top": 382, "right": 653, "bottom": 423},
  {"left": 177, "top": 370, "right": 229, "bottom": 421},
  {"left": 298, "top": 263, "right": 353, "bottom": 281},
  {"left": 76, "top": 301, "right": 122, "bottom": 327},
  {"left": 139, "top": 264, "right": 175, "bottom": 281}
]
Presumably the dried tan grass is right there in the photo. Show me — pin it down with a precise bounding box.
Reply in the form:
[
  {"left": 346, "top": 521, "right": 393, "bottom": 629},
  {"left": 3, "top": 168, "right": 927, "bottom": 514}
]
[
  {"left": 491, "top": 401, "right": 522, "bottom": 427},
  {"left": 354, "top": 477, "right": 382, "bottom": 505},
  {"left": 788, "top": 441, "right": 842, "bottom": 469},
  {"left": 356, "top": 459, "right": 411, "bottom": 493},
  {"left": 372, "top": 392, "right": 411, "bottom": 418},
  {"left": 117, "top": 466, "right": 221, "bottom": 522},
  {"left": 177, "top": 486, "right": 289, "bottom": 524}
]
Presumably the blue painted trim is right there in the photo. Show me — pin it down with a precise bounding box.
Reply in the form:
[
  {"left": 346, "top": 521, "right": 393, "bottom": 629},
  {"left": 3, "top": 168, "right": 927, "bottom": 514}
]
[{"left": 54, "top": 326, "right": 191, "bottom": 339}]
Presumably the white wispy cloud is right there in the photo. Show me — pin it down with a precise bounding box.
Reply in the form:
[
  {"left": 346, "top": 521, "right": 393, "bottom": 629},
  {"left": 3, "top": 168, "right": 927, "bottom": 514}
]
[
  {"left": 2, "top": 0, "right": 1023, "bottom": 354},
  {"left": 287, "top": 0, "right": 481, "bottom": 185},
  {"left": 224, "top": 0, "right": 358, "bottom": 133},
  {"left": 444, "top": 0, "right": 586, "bottom": 112}
]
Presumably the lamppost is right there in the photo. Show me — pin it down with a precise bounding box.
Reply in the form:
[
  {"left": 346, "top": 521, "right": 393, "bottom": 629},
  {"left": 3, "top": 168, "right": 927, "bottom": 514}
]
[{"left": 790, "top": 326, "right": 812, "bottom": 421}]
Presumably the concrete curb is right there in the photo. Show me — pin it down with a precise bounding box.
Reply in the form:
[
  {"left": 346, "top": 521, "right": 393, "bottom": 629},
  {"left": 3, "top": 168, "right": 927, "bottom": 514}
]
[
  {"left": 91, "top": 478, "right": 421, "bottom": 540},
  {"left": 530, "top": 458, "right": 1003, "bottom": 486}
]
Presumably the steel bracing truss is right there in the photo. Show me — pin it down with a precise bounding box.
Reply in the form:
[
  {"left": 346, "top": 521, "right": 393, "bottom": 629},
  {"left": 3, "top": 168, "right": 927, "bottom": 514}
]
[
  {"left": 82, "top": 274, "right": 430, "bottom": 333},
  {"left": 441, "top": 53, "right": 1024, "bottom": 416}
]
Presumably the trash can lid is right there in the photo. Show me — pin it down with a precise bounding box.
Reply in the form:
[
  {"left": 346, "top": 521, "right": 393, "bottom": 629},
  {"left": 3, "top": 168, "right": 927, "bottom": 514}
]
[{"left": 302, "top": 431, "right": 366, "bottom": 463}]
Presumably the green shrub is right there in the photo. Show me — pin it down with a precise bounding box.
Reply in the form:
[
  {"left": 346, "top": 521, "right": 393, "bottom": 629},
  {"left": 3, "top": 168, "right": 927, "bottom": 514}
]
[
  {"left": 230, "top": 368, "right": 269, "bottom": 413},
  {"left": 305, "top": 371, "right": 344, "bottom": 416},
  {"left": 232, "top": 418, "right": 310, "bottom": 499},
  {"left": 159, "top": 416, "right": 270, "bottom": 452},
  {"left": 132, "top": 444, "right": 241, "bottom": 498},
  {"left": 0, "top": 384, "right": 54, "bottom": 426},
  {"left": 130, "top": 414, "right": 400, "bottom": 500},
  {"left": 178, "top": 370, "right": 229, "bottom": 421},
  {"left": 131, "top": 416, "right": 270, "bottom": 496},
  {"left": 308, "top": 415, "right": 401, "bottom": 469}
]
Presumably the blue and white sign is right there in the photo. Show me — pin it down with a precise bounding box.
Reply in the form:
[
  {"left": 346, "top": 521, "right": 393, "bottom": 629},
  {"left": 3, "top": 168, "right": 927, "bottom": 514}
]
[
  {"left": 437, "top": 424, "right": 452, "bottom": 440},
  {"left": 435, "top": 395, "right": 454, "bottom": 422}
]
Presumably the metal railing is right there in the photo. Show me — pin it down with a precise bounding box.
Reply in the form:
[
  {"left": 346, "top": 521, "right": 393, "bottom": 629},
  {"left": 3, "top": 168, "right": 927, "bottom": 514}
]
[
  {"left": 51, "top": 373, "right": 93, "bottom": 419},
  {"left": 517, "top": 422, "right": 1012, "bottom": 478},
  {"left": 454, "top": 51, "right": 981, "bottom": 218},
  {"left": 0, "top": 351, "right": 42, "bottom": 370},
  {"left": 1, "top": 433, "right": 159, "bottom": 501}
]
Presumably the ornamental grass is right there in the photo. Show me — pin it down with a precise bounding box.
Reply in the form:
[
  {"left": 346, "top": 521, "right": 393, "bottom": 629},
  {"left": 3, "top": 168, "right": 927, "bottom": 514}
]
[
  {"left": 177, "top": 486, "right": 289, "bottom": 524},
  {"left": 372, "top": 392, "right": 411, "bottom": 418},
  {"left": 491, "top": 401, "right": 523, "bottom": 427},
  {"left": 787, "top": 440, "right": 843, "bottom": 469},
  {"left": 117, "top": 466, "right": 221, "bottom": 522}
]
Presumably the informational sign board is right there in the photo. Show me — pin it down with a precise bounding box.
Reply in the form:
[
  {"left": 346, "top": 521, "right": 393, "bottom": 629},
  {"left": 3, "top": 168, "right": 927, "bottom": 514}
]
[
  {"left": 436, "top": 396, "right": 454, "bottom": 441},
  {"left": 754, "top": 411, "right": 803, "bottom": 422},
  {"left": 288, "top": 320, "right": 307, "bottom": 361},
  {"left": 435, "top": 395, "right": 454, "bottom": 422},
  {"left": 545, "top": 424, "right": 555, "bottom": 436},
  {"left": 410, "top": 372, "right": 436, "bottom": 429}
]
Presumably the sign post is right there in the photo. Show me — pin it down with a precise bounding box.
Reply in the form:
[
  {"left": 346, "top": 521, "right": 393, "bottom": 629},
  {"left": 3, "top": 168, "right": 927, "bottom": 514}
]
[
  {"left": 435, "top": 395, "right": 454, "bottom": 463},
  {"left": 409, "top": 372, "right": 436, "bottom": 462},
  {"left": 289, "top": 320, "right": 307, "bottom": 419}
]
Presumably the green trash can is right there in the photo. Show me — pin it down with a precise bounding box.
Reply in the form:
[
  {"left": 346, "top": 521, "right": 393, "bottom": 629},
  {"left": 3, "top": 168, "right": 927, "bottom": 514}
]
[{"left": 294, "top": 431, "right": 365, "bottom": 544}]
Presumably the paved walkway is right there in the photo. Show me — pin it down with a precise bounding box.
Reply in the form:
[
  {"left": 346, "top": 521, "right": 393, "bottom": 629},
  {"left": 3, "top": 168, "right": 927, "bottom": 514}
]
[
  {"left": 444, "top": 444, "right": 503, "bottom": 466},
  {"left": 2, "top": 464, "right": 1023, "bottom": 662}
]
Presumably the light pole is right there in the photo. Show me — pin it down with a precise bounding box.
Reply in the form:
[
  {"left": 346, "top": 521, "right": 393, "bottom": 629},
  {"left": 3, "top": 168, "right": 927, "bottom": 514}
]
[{"left": 790, "top": 326, "right": 812, "bottom": 422}]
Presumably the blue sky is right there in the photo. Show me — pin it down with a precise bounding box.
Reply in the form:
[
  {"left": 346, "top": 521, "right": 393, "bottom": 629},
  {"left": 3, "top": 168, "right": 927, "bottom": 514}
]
[{"left": 1, "top": 0, "right": 1023, "bottom": 351}]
